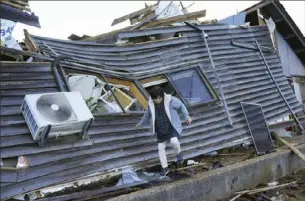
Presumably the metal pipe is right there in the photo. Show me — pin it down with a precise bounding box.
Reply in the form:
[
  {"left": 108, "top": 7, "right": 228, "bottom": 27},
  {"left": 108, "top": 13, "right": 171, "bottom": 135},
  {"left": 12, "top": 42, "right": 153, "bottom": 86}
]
[
  {"left": 185, "top": 22, "right": 233, "bottom": 127},
  {"left": 51, "top": 55, "right": 68, "bottom": 92},
  {"left": 255, "top": 40, "right": 304, "bottom": 131},
  {"left": 58, "top": 65, "right": 71, "bottom": 92}
]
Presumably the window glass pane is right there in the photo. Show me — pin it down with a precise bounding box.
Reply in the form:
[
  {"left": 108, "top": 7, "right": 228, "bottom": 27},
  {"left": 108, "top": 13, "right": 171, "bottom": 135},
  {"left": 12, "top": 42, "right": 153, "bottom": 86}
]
[{"left": 169, "top": 69, "right": 214, "bottom": 105}]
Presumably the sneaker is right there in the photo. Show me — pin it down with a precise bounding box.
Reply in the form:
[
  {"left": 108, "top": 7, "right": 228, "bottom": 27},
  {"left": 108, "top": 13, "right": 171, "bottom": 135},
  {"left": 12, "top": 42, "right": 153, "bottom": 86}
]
[
  {"left": 176, "top": 153, "right": 184, "bottom": 165},
  {"left": 160, "top": 167, "right": 169, "bottom": 178}
]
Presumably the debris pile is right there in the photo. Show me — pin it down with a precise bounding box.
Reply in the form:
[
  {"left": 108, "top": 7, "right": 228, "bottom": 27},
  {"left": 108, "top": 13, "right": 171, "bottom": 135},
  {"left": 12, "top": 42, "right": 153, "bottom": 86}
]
[
  {"left": 228, "top": 169, "right": 305, "bottom": 201},
  {"left": 69, "top": 1, "right": 210, "bottom": 44}
]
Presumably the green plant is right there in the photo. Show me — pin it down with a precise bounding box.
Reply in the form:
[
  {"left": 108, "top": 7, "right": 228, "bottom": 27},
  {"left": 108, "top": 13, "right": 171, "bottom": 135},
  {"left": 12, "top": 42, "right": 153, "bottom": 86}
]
[{"left": 85, "top": 97, "right": 97, "bottom": 111}]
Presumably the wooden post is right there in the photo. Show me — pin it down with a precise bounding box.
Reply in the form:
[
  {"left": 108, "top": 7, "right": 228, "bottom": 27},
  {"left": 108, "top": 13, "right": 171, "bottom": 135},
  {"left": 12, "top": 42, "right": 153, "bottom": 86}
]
[{"left": 273, "top": 133, "right": 305, "bottom": 162}]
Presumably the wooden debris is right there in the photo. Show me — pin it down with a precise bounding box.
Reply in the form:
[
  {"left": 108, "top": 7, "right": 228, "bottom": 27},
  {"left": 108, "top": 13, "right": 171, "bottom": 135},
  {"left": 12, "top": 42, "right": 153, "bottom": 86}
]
[
  {"left": 142, "top": 10, "right": 207, "bottom": 29},
  {"left": 0, "top": 167, "right": 19, "bottom": 171},
  {"left": 82, "top": 26, "right": 133, "bottom": 42},
  {"left": 130, "top": 10, "right": 155, "bottom": 25},
  {"left": 1, "top": 46, "right": 53, "bottom": 61},
  {"left": 1, "top": 0, "right": 31, "bottom": 12},
  {"left": 24, "top": 29, "right": 39, "bottom": 52},
  {"left": 273, "top": 133, "right": 305, "bottom": 162},
  {"left": 131, "top": 14, "right": 157, "bottom": 30},
  {"left": 173, "top": 162, "right": 208, "bottom": 172},
  {"left": 36, "top": 181, "right": 147, "bottom": 201},
  {"left": 11, "top": 0, "right": 30, "bottom": 7},
  {"left": 68, "top": 34, "right": 91, "bottom": 41},
  {"left": 229, "top": 193, "right": 245, "bottom": 201},
  {"left": 0, "top": 48, "right": 24, "bottom": 61},
  {"left": 111, "top": 4, "right": 157, "bottom": 26},
  {"left": 235, "top": 181, "right": 297, "bottom": 195}
]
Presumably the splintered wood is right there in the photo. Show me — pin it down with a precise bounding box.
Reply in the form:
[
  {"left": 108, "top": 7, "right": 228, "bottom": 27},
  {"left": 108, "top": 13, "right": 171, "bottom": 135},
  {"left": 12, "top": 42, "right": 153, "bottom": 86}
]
[{"left": 1, "top": 0, "right": 31, "bottom": 12}]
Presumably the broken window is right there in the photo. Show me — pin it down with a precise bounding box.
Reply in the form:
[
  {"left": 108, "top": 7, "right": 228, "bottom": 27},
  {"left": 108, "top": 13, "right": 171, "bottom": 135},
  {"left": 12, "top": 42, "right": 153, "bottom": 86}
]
[
  {"left": 65, "top": 69, "right": 146, "bottom": 115},
  {"left": 139, "top": 68, "right": 217, "bottom": 106},
  {"left": 66, "top": 71, "right": 123, "bottom": 115},
  {"left": 168, "top": 68, "right": 216, "bottom": 105},
  {"left": 104, "top": 77, "right": 146, "bottom": 112}
]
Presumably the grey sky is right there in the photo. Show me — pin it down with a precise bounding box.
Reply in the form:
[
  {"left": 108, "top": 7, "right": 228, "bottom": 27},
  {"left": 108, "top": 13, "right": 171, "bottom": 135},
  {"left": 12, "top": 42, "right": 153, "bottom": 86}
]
[{"left": 13, "top": 1, "right": 305, "bottom": 41}]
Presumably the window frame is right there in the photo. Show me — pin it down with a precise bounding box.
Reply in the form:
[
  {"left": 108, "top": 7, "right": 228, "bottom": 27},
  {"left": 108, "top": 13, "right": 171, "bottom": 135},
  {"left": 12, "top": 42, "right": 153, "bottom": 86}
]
[
  {"left": 139, "top": 66, "right": 218, "bottom": 108},
  {"left": 63, "top": 68, "right": 146, "bottom": 116},
  {"left": 103, "top": 74, "right": 148, "bottom": 114}
]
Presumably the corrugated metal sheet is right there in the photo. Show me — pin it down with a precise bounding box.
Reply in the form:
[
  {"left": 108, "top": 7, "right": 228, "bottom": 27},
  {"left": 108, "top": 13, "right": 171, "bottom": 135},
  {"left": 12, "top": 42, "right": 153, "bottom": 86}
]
[{"left": 0, "top": 24, "right": 303, "bottom": 200}]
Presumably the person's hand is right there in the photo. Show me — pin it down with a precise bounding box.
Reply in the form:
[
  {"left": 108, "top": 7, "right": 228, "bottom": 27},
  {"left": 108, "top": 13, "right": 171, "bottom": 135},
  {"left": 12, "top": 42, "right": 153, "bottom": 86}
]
[
  {"left": 186, "top": 117, "right": 192, "bottom": 125},
  {"left": 135, "top": 123, "right": 140, "bottom": 128}
]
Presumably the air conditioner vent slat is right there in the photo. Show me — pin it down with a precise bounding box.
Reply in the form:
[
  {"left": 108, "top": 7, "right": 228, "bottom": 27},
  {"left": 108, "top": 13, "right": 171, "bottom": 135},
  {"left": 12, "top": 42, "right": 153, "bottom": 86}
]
[{"left": 21, "top": 92, "right": 94, "bottom": 143}]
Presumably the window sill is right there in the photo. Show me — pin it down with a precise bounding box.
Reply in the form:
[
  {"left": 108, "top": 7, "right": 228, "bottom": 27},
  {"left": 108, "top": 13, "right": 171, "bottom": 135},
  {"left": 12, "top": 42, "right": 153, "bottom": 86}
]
[{"left": 187, "top": 98, "right": 219, "bottom": 108}]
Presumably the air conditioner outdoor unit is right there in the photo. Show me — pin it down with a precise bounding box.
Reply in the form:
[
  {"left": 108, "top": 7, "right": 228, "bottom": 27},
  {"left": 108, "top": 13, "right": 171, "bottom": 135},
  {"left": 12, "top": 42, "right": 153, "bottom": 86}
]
[{"left": 21, "top": 92, "right": 94, "bottom": 146}]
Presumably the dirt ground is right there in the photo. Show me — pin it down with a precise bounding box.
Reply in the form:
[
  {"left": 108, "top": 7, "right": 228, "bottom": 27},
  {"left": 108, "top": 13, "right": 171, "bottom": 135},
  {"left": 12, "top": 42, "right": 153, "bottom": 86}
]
[{"left": 227, "top": 169, "right": 305, "bottom": 201}]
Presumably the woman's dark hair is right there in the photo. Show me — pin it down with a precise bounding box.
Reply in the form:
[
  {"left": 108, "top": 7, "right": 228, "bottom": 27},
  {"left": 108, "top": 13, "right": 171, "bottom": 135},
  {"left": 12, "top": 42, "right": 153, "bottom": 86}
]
[{"left": 148, "top": 86, "right": 164, "bottom": 99}]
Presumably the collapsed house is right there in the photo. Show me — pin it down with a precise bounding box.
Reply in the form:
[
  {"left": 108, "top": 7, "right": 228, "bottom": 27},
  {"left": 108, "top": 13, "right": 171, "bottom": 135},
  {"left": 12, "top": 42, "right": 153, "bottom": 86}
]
[{"left": 1, "top": 0, "right": 305, "bottom": 200}]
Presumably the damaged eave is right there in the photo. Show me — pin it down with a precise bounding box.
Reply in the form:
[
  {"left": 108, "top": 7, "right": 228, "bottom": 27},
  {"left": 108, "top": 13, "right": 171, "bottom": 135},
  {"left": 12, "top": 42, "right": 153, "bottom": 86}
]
[
  {"left": 0, "top": 3, "right": 41, "bottom": 28},
  {"left": 242, "top": 0, "right": 305, "bottom": 63}
]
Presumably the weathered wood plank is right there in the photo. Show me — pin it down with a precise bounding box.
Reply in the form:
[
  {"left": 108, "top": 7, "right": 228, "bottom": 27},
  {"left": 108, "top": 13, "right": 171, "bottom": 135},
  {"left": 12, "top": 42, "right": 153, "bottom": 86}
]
[
  {"left": 273, "top": 133, "right": 305, "bottom": 162},
  {"left": 82, "top": 26, "right": 133, "bottom": 42},
  {"left": 111, "top": 4, "right": 156, "bottom": 26},
  {"left": 0, "top": 1, "right": 31, "bottom": 11},
  {"left": 0, "top": 47, "right": 53, "bottom": 61}
]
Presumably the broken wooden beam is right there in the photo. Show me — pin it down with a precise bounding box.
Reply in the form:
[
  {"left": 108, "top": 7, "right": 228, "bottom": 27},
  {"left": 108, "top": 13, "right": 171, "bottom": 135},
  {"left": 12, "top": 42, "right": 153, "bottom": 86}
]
[
  {"left": 23, "top": 29, "right": 39, "bottom": 52},
  {"left": 0, "top": 46, "right": 53, "bottom": 61},
  {"left": 111, "top": 4, "right": 157, "bottom": 26},
  {"left": 1, "top": 0, "right": 31, "bottom": 12},
  {"left": 235, "top": 181, "right": 297, "bottom": 195},
  {"left": 142, "top": 10, "right": 207, "bottom": 29},
  {"left": 81, "top": 26, "right": 133, "bottom": 42},
  {"left": 229, "top": 193, "right": 245, "bottom": 201},
  {"left": 272, "top": 133, "right": 305, "bottom": 162},
  {"left": 11, "top": 0, "right": 29, "bottom": 7}
]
